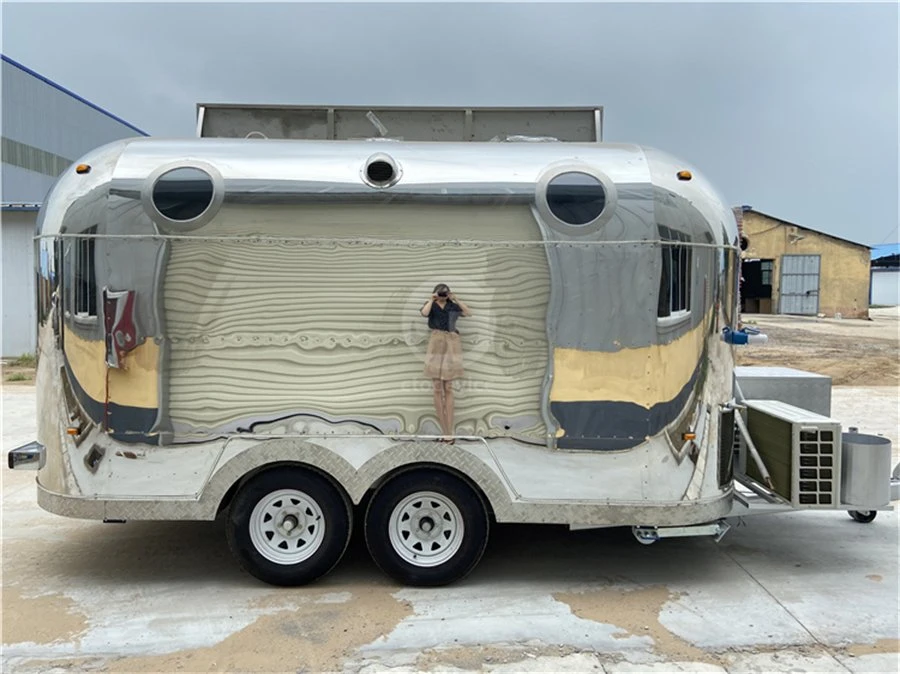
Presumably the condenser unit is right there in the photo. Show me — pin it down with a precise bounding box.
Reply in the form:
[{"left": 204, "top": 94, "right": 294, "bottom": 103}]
[{"left": 742, "top": 400, "right": 842, "bottom": 508}]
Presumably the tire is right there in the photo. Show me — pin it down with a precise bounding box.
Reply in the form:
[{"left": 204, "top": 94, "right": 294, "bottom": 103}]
[
  {"left": 226, "top": 467, "right": 351, "bottom": 586},
  {"left": 365, "top": 469, "right": 489, "bottom": 587},
  {"left": 848, "top": 509, "right": 877, "bottom": 523}
]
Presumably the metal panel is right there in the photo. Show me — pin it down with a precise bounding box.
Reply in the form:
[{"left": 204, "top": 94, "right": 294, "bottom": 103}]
[
  {"left": 2, "top": 56, "right": 146, "bottom": 206},
  {"left": 734, "top": 366, "right": 831, "bottom": 417},
  {"left": 1, "top": 212, "right": 37, "bottom": 356},
  {"left": 334, "top": 108, "right": 467, "bottom": 141},
  {"left": 196, "top": 105, "right": 603, "bottom": 141},
  {"left": 871, "top": 269, "right": 900, "bottom": 306},
  {"left": 779, "top": 254, "right": 820, "bottom": 315}
]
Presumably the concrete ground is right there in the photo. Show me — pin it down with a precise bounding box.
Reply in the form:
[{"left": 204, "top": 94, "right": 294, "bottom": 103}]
[{"left": 2, "top": 385, "right": 898, "bottom": 673}]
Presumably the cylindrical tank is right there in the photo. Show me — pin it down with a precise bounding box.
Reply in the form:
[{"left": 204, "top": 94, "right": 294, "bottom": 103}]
[{"left": 841, "top": 433, "right": 892, "bottom": 508}]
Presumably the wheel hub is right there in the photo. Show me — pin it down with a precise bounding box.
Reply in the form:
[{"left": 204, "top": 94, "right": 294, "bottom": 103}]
[
  {"left": 249, "top": 489, "right": 326, "bottom": 565},
  {"left": 389, "top": 491, "right": 465, "bottom": 567},
  {"left": 280, "top": 513, "right": 301, "bottom": 534},
  {"left": 414, "top": 511, "right": 441, "bottom": 537}
]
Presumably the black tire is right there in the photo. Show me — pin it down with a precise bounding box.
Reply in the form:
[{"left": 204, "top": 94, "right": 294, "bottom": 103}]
[
  {"left": 848, "top": 509, "right": 877, "bottom": 523},
  {"left": 226, "top": 467, "right": 351, "bottom": 586},
  {"left": 365, "top": 469, "right": 489, "bottom": 587}
]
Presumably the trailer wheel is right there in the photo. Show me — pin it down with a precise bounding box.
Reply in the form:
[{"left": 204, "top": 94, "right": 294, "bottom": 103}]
[
  {"left": 226, "top": 467, "right": 351, "bottom": 586},
  {"left": 365, "top": 469, "right": 489, "bottom": 587},
  {"left": 848, "top": 509, "right": 877, "bottom": 523}
]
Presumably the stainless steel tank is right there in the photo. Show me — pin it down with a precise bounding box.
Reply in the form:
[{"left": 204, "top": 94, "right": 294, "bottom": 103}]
[{"left": 840, "top": 432, "right": 892, "bottom": 508}]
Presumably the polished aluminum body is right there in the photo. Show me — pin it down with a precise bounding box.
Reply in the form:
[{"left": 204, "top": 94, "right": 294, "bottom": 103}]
[{"left": 32, "top": 136, "right": 741, "bottom": 526}]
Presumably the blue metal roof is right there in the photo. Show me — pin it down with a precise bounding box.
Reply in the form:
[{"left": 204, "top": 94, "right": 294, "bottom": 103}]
[
  {"left": 1, "top": 54, "right": 149, "bottom": 136},
  {"left": 872, "top": 243, "right": 900, "bottom": 260},
  {"left": 1, "top": 204, "right": 41, "bottom": 212}
]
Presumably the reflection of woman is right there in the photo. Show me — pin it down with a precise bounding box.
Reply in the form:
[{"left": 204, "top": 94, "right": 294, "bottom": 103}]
[{"left": 421, "top": 284, "right": 472, "bottom": 443}]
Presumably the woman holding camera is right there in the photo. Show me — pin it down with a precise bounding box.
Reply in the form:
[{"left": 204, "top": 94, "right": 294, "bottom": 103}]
[{"left": 421, "top": 283, "right": 471, "bottom": 443}]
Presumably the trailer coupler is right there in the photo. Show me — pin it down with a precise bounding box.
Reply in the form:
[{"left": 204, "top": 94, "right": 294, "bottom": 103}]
[{"left": 632, "top": 519, "right": 731, "bottom": 545}]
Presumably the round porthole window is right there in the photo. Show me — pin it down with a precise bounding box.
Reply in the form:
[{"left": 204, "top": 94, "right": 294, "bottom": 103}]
[
  {"left": 545, "top": 171, "right": 607, "bottom": 225},
  {"left": 152, "top": 167, "right": 215, "bottom": 221}
]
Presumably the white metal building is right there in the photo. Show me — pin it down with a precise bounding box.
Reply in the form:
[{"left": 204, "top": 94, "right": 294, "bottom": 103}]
[
  {"left": 870, "top": 244, "right": 899, "bottom": 306},
  {"left": 1, "top": 54, "right": 147, "bottom": 357}
]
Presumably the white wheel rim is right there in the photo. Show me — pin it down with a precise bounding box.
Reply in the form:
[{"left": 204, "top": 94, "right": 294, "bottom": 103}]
[
  {"left": 249, "top": 489, "right": 326, "bottom": 565},
  {"left": 389, "top": 491, "right": 464, "bottom": 567}
]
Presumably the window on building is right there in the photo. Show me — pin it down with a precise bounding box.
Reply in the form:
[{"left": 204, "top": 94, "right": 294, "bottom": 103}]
[
  {"left": 73, "top": 226, "right": 97, "bottom": 317},
  {"left": 761, "top": 260, "right": 773, "bottom": 286},
  {"left": 658, "top": 225, "right": 692, "bottom": 318}
]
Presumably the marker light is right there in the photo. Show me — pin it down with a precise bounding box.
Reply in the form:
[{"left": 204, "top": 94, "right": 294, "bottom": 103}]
[
  {"left": 75, "top": 164, "right": 91, "bottom": 174},
  {"left": 676, "top": 170, "right": 692, "bottom": 181},
  {"left": 66, "top": 427, "right": 80, "bottom": 436},
  {"left": 682, "top": 432, "right": 697, "bottom": 441}
]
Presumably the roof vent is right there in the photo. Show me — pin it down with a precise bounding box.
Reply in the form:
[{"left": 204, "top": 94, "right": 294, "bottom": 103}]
[{"left": 363, "top": 153, "right": 401, "bottom": 188}]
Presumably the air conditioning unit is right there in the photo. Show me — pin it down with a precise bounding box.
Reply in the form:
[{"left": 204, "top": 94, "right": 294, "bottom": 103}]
[{"left": 742, "top": 400, "right": 842, "bottom": 508}]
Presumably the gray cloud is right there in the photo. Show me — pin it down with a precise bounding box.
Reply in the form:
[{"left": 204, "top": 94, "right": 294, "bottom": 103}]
[{"left": 3, "top": 2, "right": 897, "bottom": 243}]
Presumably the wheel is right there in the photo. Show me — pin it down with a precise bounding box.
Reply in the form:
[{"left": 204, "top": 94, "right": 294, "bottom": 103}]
[
  {"left": 364, "top": 469, "right": 489, "bottom": 587},
  {"left": 226, "top": 467, "right": 351, "bottom": 586},
  {"left": 848, "top": 510, "right": 877, "bottom": 523}
]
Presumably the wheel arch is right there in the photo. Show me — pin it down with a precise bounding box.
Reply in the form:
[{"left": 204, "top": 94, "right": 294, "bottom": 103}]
[
  {"left": 202, "top": 439, "right": 358, "bottom": 519},
  {"left": 202, "top": 438, "right": 513, "bottom": 522},
  {"left": 359, "top": 461, "right": 497, "bottom": 521},
  {"left": 214, "top": 459, "right": 353, "bottom": 518}
]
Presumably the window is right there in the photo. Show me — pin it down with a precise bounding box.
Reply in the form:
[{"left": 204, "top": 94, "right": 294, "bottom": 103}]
[
  {"left": 152, "top": 167, "right": 214, "bottom": 221},
  {"left": 545, "top": 172, "right": 607, "bottom": 225},
  {"left": 74, "top": 226, "right": 97, "bottom": 317},
  {"left": 761, "top": 260, "right": 773, "bottom": 286},
  {"left": 657, "top": 225, "right": 692, "bottom": 318}
]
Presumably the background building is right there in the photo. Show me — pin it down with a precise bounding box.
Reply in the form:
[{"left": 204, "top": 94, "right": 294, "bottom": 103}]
[
  {"left": 739, "top": 208, "right": 871, "bottom": 318},
  {"left": 870, "top": 243, "right": 899, "bottom": 306},
  {"left": 1, "top": 54, "right": 147, "bottom": 357}
]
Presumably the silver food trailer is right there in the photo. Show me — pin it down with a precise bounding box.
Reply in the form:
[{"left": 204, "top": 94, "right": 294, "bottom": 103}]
[{"left": 9, "top": 106, "right": 899, "bottom": 587}]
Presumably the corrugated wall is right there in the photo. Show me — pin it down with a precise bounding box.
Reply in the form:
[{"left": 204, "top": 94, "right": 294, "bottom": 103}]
[
  {"left": 2, "top": 58, "right": 146, "bottom": 205},
  {"left": 1, "top": 56, "right": 146, "bottom": 355},
  {"left": 1, "top": 212, "right": 37, "bottom": 356}
]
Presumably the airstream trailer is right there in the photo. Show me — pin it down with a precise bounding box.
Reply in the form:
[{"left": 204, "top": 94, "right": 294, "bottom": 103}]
[{"left": 10, "top": 128, "right": 897, "bottom": 587}]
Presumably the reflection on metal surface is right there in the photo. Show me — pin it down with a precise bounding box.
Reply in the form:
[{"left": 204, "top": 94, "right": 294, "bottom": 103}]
[
  {"left": 32, "top": 135, "right": 742, "bottom": 526},
  {"left": 7, "top": 441, "right": 46, "bottom": 470}
]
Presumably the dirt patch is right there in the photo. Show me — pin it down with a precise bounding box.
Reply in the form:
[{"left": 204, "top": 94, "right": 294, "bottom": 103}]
[
  {"left": 2, "top": 365, "right": 35, "bottom": 385},
  {"left": 737, "top": 315, "right": 899, "bottom": 386},
  {"left": 88, "top": 584, "right": 411, "bottom": 673},
  {"left": 555, "top": 585, "right": 717, "bottom": 664},
  {"left": 846, "top": 638, "right": 900, "bottom": 656},
  {"left": 417, "top": 644, "right": 580, "bottom": 671},
  {"left": 866, "top": 574, "right": 883, "bottom": 582},
  {"left": 2, "top": 586, "right": 89, "bottom": 645}
]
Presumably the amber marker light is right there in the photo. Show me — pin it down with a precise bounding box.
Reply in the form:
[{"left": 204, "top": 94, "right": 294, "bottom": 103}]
[
  {"left": 676, "top": 170, "right": 692, "bottom": 181},
  {"left": 682, "top": 432, "right": 697, "bottom": 441},
  {"left": 75, "top": 164, "right": 91, "bottom": 174},
  {"left": 66, "top": 427, "right": 80, "bottom": 436}
]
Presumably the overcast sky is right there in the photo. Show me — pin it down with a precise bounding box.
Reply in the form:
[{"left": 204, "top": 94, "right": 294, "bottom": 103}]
[{"left": 3, "top": 2, "right": 897, "bottom": 245}]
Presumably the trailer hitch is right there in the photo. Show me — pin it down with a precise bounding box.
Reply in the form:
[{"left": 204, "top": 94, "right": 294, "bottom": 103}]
[{"left": 632, "top": 519, "right": 731, "bottom": 546}]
